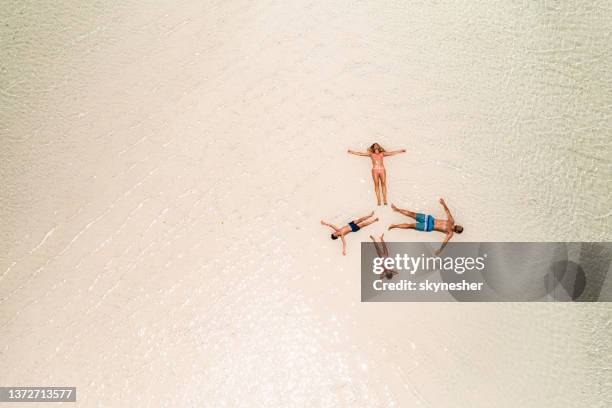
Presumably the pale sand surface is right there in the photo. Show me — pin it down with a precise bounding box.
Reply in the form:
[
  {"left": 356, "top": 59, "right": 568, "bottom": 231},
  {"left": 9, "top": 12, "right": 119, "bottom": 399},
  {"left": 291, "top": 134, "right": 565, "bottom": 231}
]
[{"left": 1, "top": 1, "right": 611, "bottom": 406}]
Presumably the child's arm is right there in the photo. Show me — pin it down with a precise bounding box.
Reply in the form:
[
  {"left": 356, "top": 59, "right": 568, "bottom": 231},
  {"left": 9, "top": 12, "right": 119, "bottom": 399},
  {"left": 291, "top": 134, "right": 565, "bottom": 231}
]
[
  {"left": 435, "top": 232, "right": 454, "bottom": 255},
  {"left": 320, "top": 220, "right": 339, "bottom": 231},
  {"left": 347, "top": 149, "right": 371, "bottom": 157},
  {"left": 370, "top": 235, "right": 383, "bottom": 257},
  {"left": 383, "top": 149, "right": 406, "bottom": 156},
  {"left": 341, "top": 236, "right": 347, "bottom": 256},
  {"left": 439, "top": 198, "right": 454, "bottom": 223},
  {"left": 379, "top": 234, "right": 390, "bottom": 257}
]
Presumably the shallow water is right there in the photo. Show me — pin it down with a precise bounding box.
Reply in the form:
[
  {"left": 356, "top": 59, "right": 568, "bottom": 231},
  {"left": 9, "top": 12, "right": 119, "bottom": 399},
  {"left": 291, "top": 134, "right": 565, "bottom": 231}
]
[{"left": 1, "top": 1, "right": 611, "bottom": 406}]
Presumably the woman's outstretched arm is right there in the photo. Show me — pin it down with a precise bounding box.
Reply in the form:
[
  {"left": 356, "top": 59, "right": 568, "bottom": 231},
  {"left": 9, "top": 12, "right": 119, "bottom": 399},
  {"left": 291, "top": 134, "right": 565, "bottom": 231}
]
[
  {"left": 383, "top": 149, "right": 406, "bottom": 156},
  {"left": 347, "top": 149, "right": 371, "bottom": 157}
]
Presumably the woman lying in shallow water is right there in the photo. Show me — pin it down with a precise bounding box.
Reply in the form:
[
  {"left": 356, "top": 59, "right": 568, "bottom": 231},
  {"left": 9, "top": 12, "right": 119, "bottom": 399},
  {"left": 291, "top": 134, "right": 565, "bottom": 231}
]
[{"left": 348, "top": 142, "right": 406, "bottom": 206}]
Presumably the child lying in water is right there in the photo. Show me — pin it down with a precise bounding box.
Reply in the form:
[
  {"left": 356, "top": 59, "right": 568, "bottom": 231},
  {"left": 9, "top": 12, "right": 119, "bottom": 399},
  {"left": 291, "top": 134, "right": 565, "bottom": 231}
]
[
  {"left": 389, "top": 198, "right": 463, "bottom": 255},
  {"left": 321, "top": 211, "right": 378, "bottom": 255},
  {"left": 370, "top": 233, "right": 398, "bottom": 280}
]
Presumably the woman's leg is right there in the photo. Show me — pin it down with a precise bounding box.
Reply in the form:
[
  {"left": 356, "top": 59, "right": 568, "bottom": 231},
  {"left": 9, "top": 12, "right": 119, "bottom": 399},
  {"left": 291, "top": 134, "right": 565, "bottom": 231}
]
[
  {"left": 380, "top": 170, "right": 388, "bottom": 205},
  {"left": 372, "top": 170, "right": 382, "bottom": 205},
  {"left": 388, "top": 223, "right": 416, "bottom": 230}
]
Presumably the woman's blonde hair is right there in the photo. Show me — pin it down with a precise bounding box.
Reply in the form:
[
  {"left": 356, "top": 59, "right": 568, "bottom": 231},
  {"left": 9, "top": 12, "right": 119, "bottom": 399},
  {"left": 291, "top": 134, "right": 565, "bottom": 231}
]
[{"left": 368, "top": 143, "right": 385, "bottom": 152}]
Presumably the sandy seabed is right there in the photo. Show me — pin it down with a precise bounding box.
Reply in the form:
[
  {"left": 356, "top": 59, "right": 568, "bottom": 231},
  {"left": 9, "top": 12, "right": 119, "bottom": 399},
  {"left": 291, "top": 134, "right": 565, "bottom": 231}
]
[{"left": 1, "top": 1, "right": 611, "bottom": 406}]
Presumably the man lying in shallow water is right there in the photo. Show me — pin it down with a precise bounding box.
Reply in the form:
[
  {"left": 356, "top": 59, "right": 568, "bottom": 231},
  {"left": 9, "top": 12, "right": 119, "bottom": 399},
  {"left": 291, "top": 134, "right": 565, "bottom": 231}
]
[
  {"left": 320, "top": 211, "right": 378, "bottom": 255},
  {"left": 389, "top": 198, "right": 463, "bottom": 255}
]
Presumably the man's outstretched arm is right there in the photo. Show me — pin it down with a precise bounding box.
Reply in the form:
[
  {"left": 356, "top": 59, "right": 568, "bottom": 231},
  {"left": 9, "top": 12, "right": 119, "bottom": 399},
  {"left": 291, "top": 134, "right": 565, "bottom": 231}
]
[
  {"left": 439, "top": 198, "right": 454, "bottom": 222},
  {"left": 435, "top": 232, "right": 454, "bottom": 255},
  {"left": 341, "top": 236, "right": 347, "bottom": 256}
]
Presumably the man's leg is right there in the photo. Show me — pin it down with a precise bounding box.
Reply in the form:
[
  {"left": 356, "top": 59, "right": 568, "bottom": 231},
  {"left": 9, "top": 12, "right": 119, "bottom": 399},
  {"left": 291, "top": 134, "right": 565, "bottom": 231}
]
[
  {"left": 388, "top": 223, "right": 416, "bottom": 230},
  {"left": 391, "top": 204, "right": 417, "bottom": 219}
]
